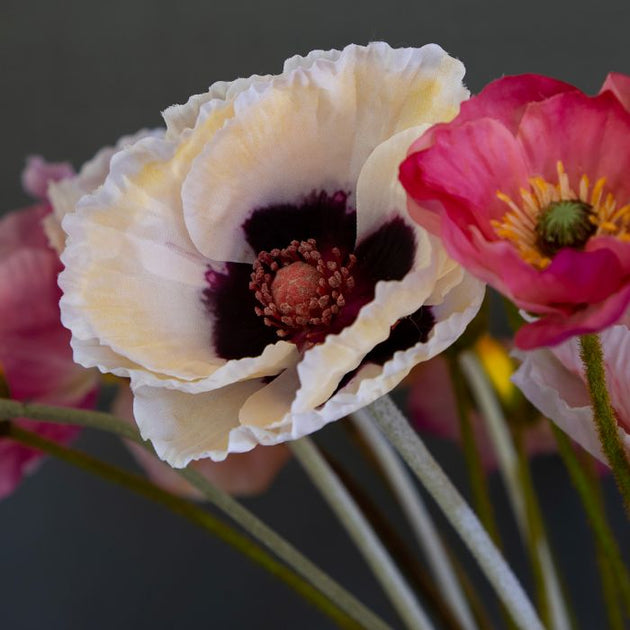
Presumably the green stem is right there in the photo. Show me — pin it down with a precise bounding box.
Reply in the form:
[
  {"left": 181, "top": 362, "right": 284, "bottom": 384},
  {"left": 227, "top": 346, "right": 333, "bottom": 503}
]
[
  {"left": 513, "top": 429, "right": 553, "bottom": 629},
  {"left": 446, "top": 356, "right": 501, "bottom": 547},
  {"left": 0, "top": 422, "right": 363, "bottom": 630},
  {"left": 551, "top": 422, "right": 630, "bottom": 619},
  {"left": 0, "top": 399, "right": 139, "bottom": 440},
  {"left": 596, "top": 545, "right": 625, "bottom": 630},
  {"left": 0, "top": 399, "right": 390, "bottom": 630},
  {"left": 579, "top": 334, "right": 630, "bottom": 514}
]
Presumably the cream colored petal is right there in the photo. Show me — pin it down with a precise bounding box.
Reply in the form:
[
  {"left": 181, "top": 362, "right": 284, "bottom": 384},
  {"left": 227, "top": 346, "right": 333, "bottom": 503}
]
[
  {"left": 356, "top": 125, "right": 431, "bottom": 239},
  {"left": 182, "top": 42, "right": 468, "bottom": 262},
  {"left": 47, "top": 129, "right": 163, "bottom": 253},
  {"left": 237, "top": 275, "right": 483, "bottom": 445},
  {"left": 355, "top": 123, "right": 464, "bottom": 305},
  {"left": 59, "top": 133, "right": 235, "bottom": 382},
  {"left": 133, "top": 379, "right": 265, "bottom": 467},
  {"left": 161, "top": 272, "right": 483, "bottom": 461},
  {"left": 162, "top": 74, "right": 274, "bottom": 140}
]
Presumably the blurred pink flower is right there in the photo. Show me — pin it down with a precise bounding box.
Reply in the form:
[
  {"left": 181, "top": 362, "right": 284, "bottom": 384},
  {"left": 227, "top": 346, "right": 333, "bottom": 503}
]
[
  {"left": 400, "top": 73, "right": 630, "bottom": 349},
  {"left": 0, "top": 162, "right": 99, "bottom": 498},
  {"left": 113, "top": 386, "right": 290, "bottom": 497},
  {"left": 407, "top": 340, "right": 555, "bottom": 469},
  {"left": 512, "top": 325, "right": 630, "bottom": 468}
]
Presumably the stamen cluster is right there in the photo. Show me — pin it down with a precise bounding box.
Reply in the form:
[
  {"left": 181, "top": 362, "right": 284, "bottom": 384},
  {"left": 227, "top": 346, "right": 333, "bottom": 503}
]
[
  {"left": 250, "top": 239, "right": 356, "bottom": 342},
  {"left": 492, "top": 162, "right": 630, "bottom": 269}
]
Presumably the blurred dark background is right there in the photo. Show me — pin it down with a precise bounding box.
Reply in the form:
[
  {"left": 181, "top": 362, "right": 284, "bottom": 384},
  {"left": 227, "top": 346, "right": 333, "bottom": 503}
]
[{"left": 1, "top": 0, "right": 629, "bottom": 628}]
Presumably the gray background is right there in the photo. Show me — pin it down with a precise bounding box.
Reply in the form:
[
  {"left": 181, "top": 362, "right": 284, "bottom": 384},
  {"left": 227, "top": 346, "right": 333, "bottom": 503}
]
[{"left": 1, "top": 0, "right": 630, "bottom": 628}]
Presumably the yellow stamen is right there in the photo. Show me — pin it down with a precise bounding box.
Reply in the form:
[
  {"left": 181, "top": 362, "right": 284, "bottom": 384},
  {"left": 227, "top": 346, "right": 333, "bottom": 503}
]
[{"left": 493, "top": 162, "right": 630, "bottom": 270}]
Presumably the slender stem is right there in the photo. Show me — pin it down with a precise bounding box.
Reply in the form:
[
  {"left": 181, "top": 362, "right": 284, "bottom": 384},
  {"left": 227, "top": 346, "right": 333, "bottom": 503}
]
[
  {"left": 513, "top": 430, "right": 554, "bottom": 629},
  {"left": 0, "top": 422, "right": 363, "bottom": 630},
  {"left": 578, "top": 334, "right": 630, "bottom": 514},
  {"left": 551, "top": 421, "right": 630, "bottom": 619},
  {"left": 459, "top": 352, "right": 572, "bottom": 630},
  {"left": 369, "top": 395, "right": 545, "bottom": 630},
  {"left": 0, "top": 398, "right": 139, "bottom": 440},
  {"left": 0, "top": 399, "right": 390, "bottom": 630},
  {"left": 597, "top": 542, "right": 625, "bottom": 630},
  {"left": 446, "top": 356, "right": 500, "bottom": 546},
  {"left": 290, "top": 437, "right": 434, "bottom": 630},
  {"left": 352, "top": 409, "right": 477, "bottom": 630},
  {"left": 321, "top": 447, "right": 465, "bottom": 630}
]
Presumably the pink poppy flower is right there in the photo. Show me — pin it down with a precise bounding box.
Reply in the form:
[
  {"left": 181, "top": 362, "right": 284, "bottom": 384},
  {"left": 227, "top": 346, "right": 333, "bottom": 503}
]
[
  {"left": 0, "top": 161, "right": 99, "bottom": 499},
  {"left": 400, "top": 73, "right": 630, "bottom": 349},
  {"left": 512, "top": 325, "right": 630, "bottom": 466}
]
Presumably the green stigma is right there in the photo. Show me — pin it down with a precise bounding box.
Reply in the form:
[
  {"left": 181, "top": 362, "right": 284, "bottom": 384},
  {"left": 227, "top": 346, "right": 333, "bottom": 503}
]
[{"left": 535, "top": 200, "right": 596, "bottom": 257}]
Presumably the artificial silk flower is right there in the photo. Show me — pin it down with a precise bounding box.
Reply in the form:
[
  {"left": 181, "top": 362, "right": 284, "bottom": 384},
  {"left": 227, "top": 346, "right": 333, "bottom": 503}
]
[
  {"left": 113, "top": 386, "right": 290, "bottom": 497},
  {"left": 400, "top": 73, "right": 630, "bottom": 349},
  {"left": 59, "top": 42, "right": 484, "bottom": 467},
  {"left": 409, "top": 336, "right": 555, "bottom": 469},
  {"left": 512, "top": 325, "right": 630, "bottom": 466},
  {"left": 0, "top": 164, "right": 98, "bottom": 499}
]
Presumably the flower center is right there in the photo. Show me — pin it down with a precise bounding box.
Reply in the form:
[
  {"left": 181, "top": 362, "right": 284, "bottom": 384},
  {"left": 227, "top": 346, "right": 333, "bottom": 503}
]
[
  {"left": 250, "top": 238, "right": 356, "bottom": 345},
  {"left": 492, "top": 161, "right": 630, "bottom": 269},
  {"left": 535, "top": 200, "right": 596, "bottom": 257}
]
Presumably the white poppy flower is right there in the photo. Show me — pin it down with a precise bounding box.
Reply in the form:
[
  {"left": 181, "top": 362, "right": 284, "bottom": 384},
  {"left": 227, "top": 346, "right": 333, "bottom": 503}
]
[
  {"left": 59, "top": 42, "right": 485, "bottom": 466},
  {"left": 512, "top": 325, "right": 630, "bottom": 465}
]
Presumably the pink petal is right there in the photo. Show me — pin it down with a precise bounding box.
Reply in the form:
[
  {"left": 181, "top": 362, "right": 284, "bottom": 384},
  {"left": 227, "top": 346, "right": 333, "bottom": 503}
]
[
  {"left": 515, "top": 282, "right": 630, "bottom": 349},
  {"left": 517, "top": 91, "right": 630, "bottom": 202},
  {"left": 408, "top": 74, "right": 576, "bottom": 154},
  {"left": 21, "top": 156, "right": 74, "bottom": 201},
  {"left": 600, "top": 72, "right": 630, "bottom": 113},
  {"left": 0, "top": 205, "right": 51, "bottom": 255},
  {"left": 402, "top": 118, "right": 531, "bottom": 234}
]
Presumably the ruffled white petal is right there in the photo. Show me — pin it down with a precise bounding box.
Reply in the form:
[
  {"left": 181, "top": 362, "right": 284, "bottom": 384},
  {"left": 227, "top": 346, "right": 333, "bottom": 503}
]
[
  {"left": 182, "top": 42, "right": 467, "bottom": 263},
  {"left": 133, "top": 379, "right": 265, "bottom": 466},
  {"left": 47, "top": 129, "right": 162, "bottom": 253},
  {"left": 162, "top": 74, "right": 273, "bottom": 140}
]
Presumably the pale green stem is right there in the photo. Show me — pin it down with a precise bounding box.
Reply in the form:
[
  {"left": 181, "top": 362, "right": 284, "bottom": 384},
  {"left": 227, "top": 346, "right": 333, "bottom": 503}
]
[
  {"left": 458, "top": 351, "right": 571, "bottom": 630},
  {"left": 0, "top": 398, "right": 389, "bottom": 630},
  {"left": 578, "top": 334, "right": 630, "bottom": 515},
  {"left": 290, "top": 437, "right": 434, "bottom": 630},
  {"left": 1, "top": 422, "right": 366, "bottom": 630},
  {"left": 352, "top": 409, "right": 477, "bottom": 630},
  {"left": 551, "top": 421, "right": 630, "bottom": 620},
  {"left": 447, "top": 356, "right": 501, "bottom": 547},
  {"left": 369, "top": 395, "right": 544, "bottom": 630}
]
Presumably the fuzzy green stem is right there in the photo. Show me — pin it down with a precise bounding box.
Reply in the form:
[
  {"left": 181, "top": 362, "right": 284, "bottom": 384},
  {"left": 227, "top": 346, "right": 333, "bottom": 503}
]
[
  {"left": 578, "top": 334, "right": 630, "bottom": 514},
  {"left": 0, "top": 422, "right": 365, "bottom": 630},
  {"left": 550, "top": 421, "right": 630, "bottom": 620},
  {"left": 0, "top": 399, "right": 389, "bottom": 630}
]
